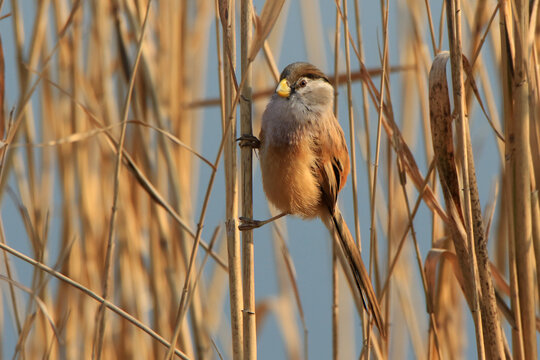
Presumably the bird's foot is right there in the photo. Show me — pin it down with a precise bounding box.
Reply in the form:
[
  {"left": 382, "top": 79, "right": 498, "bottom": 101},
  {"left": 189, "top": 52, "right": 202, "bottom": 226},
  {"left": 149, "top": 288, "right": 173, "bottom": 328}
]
[
  {"left": 238, "top": 212, "right": 288, "bottom": 231},
  {"left": 237, "top": 134, "right": 260, "bottom": 149},
  {"left": 238, "top": 217, "right": 265, "bottom": 231}
]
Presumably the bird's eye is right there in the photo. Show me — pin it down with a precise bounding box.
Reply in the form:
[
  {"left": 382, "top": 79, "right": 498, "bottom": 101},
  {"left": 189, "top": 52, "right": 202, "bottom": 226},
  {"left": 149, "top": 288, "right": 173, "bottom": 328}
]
[{"left": 298, "top": 79, "right": 307, "bottom": 88}]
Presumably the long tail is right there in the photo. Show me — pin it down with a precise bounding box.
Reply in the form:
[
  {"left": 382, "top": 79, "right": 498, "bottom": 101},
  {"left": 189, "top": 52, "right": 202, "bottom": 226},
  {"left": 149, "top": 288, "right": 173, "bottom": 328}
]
[{"left": 325, "top": 206, "right": 385, "bottom": 336}]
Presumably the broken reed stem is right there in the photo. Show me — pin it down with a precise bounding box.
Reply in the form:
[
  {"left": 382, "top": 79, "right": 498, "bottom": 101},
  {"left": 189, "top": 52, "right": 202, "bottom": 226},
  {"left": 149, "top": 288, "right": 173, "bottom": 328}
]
[
  {"left": 512, "top": 1, "right": 537, "bottom": 359},
  {"left": 241, "top": 0, "right": 256, "bottom": 359},
  {"left": 93, "top": 2, "right": 151, "bottom": 358}
]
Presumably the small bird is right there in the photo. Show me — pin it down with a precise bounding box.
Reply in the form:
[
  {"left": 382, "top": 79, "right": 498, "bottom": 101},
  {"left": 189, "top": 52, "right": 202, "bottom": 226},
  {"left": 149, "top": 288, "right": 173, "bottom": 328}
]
[{"left": 239, "top": 62, "right": 384, "bottom": 335}]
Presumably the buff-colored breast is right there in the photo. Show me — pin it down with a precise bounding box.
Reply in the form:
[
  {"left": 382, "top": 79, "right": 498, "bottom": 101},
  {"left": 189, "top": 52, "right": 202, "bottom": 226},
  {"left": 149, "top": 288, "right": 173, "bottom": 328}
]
[{"left": 259, "top": 139, "right": 321, "bottom": 219}]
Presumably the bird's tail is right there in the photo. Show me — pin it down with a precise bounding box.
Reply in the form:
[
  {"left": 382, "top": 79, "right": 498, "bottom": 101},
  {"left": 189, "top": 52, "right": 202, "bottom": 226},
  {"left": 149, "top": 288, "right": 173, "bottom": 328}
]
[{"left": 324, "top": 206, "right": 385, "bottom": 337}]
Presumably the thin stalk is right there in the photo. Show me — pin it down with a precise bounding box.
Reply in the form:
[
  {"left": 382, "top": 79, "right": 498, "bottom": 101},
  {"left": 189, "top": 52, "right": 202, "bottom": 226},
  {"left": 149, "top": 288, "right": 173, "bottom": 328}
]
[
  {"left": 352, "top": 1, "right": 373, "bottom": 245},
  {"left": 512, "top": 0, "right": 537, "bottom": 358},
  {"left": 498, "top": 2, "right": 525, "bottom": 356},
  {"left": 341, "top": 0, "right": 362, "bottom": 251},
  {"left": 215, "top": 0, "right": 243, "bottom": 358},
  {"left": 445, "top": 1, "right": 485, "bottom": 358},
  {"left": 240, "top": 0, "right": 256, "bottom": 359},
  {"left": 367, "top": 4, "right": 389, "bottom": 332}
]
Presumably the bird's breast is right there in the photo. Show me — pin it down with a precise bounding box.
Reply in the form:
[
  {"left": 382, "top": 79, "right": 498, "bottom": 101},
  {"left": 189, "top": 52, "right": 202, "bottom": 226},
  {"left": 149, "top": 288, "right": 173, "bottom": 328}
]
[{"left": 259, "top": 139, "right": 322, "bottom": 219}]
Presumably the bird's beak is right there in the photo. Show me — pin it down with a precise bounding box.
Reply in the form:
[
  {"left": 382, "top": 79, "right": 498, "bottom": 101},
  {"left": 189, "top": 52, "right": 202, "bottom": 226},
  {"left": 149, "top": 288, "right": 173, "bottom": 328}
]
[{"left": 276, "top": 79, "right": 291, "bottom": 98}]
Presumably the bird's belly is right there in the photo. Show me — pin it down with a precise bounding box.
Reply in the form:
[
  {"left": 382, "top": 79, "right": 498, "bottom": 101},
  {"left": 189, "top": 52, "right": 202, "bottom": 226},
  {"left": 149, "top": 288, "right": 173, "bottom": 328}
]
[{"left": 260, "top": 143, "right": 321, "bottom": 218}]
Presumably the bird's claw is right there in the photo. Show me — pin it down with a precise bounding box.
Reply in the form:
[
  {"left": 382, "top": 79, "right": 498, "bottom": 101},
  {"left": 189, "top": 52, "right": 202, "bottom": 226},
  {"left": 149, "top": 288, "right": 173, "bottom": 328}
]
[
  {"left": 238, "top": 217, "right": 263, "bottom": 231},
  {"left": 237, "top": 134, "right": 260, "bottom": 149}
]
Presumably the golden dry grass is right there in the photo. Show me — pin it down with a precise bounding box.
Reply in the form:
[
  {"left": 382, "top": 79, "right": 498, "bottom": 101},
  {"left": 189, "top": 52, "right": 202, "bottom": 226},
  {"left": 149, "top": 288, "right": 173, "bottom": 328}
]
[{"left": 0, "top": 0, "right": 538, "bottom": 359}]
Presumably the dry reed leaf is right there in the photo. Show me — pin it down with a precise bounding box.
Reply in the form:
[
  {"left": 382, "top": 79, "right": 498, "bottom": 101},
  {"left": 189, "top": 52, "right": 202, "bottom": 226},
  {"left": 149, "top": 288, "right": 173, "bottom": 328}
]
[
  {"left": 489, "top": 262, "right": 511, "bottom": 296},
  {"left": 248, "top": 0, "right": 286, "bottom": 62},
  {"left": 424, "top": 249, "right": 467, "bottom": 309},
  {"left": 428, "top": 52, "right": 462, "bottom": 214}
]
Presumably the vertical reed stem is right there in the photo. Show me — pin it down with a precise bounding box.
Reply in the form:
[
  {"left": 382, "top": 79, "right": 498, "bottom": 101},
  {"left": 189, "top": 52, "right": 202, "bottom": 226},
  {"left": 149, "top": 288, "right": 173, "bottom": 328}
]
[
  {"left": 445, "top": 1, "right": 485, "bottom": 358},
  {"left": 241, "top": 1, "right": 256, "bottom": 359},
  {"left": 512, "top": 1, "right": 537, "bottom": 359},
  {"left": 221, "top": 0, "right": 243, "bottom": 359}
]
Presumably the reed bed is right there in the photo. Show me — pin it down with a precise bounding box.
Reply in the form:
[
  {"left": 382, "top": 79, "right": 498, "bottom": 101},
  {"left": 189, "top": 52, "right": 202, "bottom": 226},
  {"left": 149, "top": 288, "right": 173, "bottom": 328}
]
[{"left": 0, "top": 0, "right": 538, "bottom": 359}]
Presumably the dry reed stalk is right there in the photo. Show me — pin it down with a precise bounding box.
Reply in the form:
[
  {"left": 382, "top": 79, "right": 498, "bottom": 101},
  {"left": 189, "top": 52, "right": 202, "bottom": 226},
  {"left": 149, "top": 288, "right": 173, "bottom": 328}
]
[
  {"left": 498, "top": 4, "right": 527, "bottom": 357},
  {"left": 352, "top": 1, "right": 373, "bottom": 227},
  {"left": 460, "top": 4, "right": 507, "bottom": 357},
  {"left": 341, "top": 0, "right": 362, "bottom": 256},
  {"left": 368, "top": 3, "right": 391, "bottom": 350},
  {"left": 429, "top": 6, "right": 506, "bottom": 350},
  {"left": 510, "top": 1, "right": 537, "bottom": 359},
  {"left": 445, "top": 1, "right": 491, "bottom": 358},
  {"left": 217, "top": 0, "right": 244, "bottom": 359},
  {"left": 429, "top": 52, "right": 478, "bottom": 357},
  {"left": 240, "top": 0, "right": 256, "bottom": 359},
  {"left": 368, "top": 0, "right": 388, "bottom": 296},
  {"left": 165, "top": 0, "right": 286, "bottom": 356}
]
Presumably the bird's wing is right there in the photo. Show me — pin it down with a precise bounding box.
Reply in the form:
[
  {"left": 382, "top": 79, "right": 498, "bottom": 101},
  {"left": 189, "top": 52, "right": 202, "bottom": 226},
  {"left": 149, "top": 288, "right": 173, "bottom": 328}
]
[{"left": 314, "top": 115, "right": 350, "bottom": 213}]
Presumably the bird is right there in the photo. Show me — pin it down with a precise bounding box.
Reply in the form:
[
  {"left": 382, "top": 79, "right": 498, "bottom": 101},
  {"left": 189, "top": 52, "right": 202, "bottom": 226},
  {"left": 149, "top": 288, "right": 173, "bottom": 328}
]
[{"left": 238, "top": 62, "right": 384, "bottom": 336}]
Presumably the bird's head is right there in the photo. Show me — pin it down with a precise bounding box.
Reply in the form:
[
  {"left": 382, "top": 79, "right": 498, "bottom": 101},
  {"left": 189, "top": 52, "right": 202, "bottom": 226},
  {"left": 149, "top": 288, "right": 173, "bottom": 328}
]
[{"left": 274, "top": 62, "right": 334, "bottom": 115}]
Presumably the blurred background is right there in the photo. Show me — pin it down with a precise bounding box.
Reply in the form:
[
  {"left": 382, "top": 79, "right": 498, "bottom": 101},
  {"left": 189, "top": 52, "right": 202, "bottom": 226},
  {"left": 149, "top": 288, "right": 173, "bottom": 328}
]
[{"left": 0, "top": 0, "right": 538, "bottom": 359}]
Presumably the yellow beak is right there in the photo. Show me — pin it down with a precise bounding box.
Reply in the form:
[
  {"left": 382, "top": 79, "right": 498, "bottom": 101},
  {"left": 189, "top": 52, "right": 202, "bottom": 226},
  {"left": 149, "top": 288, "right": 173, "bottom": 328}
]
[{"left": 276, "top": 79, "right": 291, "bottom": 98}]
